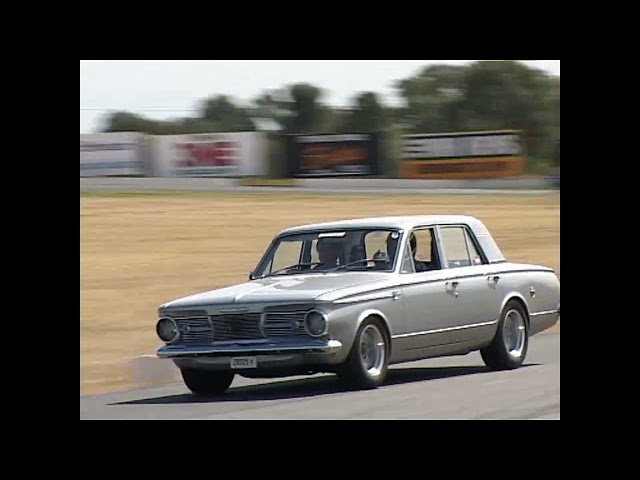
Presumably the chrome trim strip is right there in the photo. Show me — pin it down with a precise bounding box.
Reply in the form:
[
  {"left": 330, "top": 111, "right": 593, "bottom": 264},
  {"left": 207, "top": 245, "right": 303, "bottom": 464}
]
[
  {"left": 156, "top": 339, "right": 342, "bottom": 358},
  {"left": 530, "top": 309, "right": 559, "bottom": 317},
  {"left": 333, "top": 268, "right": 555, "bottom": 304},
  {"left": 207, "top": 339, "right": 271, "bottom": 346},
  {"left": 333, "top": 291, "right": 394, "bottom": 304},
  {"left": 391, "top": 320, "right": 497, "bottom": 339}
]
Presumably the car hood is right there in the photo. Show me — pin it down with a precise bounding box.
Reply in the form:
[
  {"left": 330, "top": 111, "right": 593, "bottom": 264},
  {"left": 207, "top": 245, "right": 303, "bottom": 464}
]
[{"left": 160, "top": 272, "right": 392, "bottom": 310}]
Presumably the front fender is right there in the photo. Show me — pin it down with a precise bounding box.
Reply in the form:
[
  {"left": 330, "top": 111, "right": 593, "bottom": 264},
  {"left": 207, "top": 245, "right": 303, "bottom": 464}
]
[{"left": 326, "top": 305, "right": 394, "bottom": 363}]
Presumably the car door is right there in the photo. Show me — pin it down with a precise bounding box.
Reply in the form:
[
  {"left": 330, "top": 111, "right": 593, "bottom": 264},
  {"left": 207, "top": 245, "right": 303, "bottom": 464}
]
[
  {"left": 393, "top": 227, "right": 456, "bottom": 354},
  {"left": 436, "top": 225, "right": 502, "bottom": 343}
]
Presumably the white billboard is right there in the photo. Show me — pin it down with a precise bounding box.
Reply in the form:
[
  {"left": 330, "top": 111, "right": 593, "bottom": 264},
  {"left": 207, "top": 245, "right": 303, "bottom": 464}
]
[
  {"left": 401, "top": 131, "right": 521, "bottom": 159},
  {"left": 151, "top": 132, "right": 268, "bottom": 177},
  {"left": 80, "top": 132, "right": 146, "bottom": 177}
]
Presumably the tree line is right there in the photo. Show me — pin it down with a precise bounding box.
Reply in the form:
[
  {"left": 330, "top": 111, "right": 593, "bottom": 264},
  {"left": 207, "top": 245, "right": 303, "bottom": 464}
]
[{"left": 103, "top": 60, "right": 560, "bottom": 171}]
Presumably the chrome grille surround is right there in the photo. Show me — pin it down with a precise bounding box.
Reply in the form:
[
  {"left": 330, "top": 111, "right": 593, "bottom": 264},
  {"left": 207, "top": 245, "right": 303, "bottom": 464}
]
[
  {"left": 165, "top": 311, "right": 213, "bottom": 347},
  {"left": 262, "top": 309, "right": 314, "bottom": 340},
  {"left": 162, "top": 305, "right": 317, "bottom": 346}
]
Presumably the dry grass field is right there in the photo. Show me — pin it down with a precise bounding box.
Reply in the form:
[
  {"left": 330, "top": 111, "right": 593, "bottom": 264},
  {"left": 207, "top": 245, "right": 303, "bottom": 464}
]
[{"left": 80, "top": 191, "right": 560, "bottom": 395}]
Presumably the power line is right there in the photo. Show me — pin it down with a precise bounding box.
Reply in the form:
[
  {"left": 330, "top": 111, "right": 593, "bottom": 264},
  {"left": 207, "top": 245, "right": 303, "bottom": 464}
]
[{"left": 80, "top": 107, "right": 201, "bottom": 113}]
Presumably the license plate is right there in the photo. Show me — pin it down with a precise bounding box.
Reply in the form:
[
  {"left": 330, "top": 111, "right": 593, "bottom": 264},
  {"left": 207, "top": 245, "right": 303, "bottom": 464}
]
[{"left": 230, "top": 356, "right": 257, "bottom": 369}]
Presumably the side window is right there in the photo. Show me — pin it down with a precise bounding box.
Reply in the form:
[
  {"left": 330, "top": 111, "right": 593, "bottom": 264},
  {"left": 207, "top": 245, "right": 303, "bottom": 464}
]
[
  {"left": 271, "top": 239, "right": 303, "bottom": 272},
  {"left": 440, "top": 226, "right": 483, "bottom": 268},
  {"left": 402, "top": 227, "right": 441, "bottom": 273},
  {"left": 400, "top": 243, "right": 415, "bottom": 273},
  {"left": 464, "top": 229, "right": 484, "bottom": 266},
  {"left": 412, "top": 228, "right": 436, "bottom": 264}
]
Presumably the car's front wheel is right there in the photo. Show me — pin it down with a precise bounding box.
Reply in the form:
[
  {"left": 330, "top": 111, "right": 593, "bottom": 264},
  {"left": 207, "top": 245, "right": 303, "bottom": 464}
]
[
  {"left": 481, "top": 300, "right": 529, "bottom": 370},
  {"left": 180, "top": 369, "right": 235, "bottom": 395},
  {"left": 337, "top": 316, "right": 390, "bottom": 389}
]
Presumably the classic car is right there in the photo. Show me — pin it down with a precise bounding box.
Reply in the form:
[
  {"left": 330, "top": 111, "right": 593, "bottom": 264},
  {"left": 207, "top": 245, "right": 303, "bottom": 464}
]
[{"left": 155, "top": 215, "right": 560, "bottom": 395}]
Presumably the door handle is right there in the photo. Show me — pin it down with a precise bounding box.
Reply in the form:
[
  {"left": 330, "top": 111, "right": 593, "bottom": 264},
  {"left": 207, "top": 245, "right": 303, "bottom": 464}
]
[
  {"left": 445, "top": 280, "right": 459, "bottom": 297},
  {"left": 392, "top": 291, "right": 402, "bottom": 300},
  {"left": 487, "top": 275, "right": 500, "bottom": 284}
]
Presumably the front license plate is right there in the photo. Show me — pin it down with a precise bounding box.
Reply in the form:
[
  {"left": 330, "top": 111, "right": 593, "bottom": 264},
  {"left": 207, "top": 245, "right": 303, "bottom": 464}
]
[{"left": 230, "top": 356, "right": 257, "bottom": 369}]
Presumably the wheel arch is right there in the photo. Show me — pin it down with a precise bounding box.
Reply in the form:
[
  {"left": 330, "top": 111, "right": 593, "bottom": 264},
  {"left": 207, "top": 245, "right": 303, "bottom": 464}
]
[
  {"left": 356, "top": 309, "right": 393, "bottom": 356},
  {"left": 500, "top": 293, "right": 531, "bottom": 328}
]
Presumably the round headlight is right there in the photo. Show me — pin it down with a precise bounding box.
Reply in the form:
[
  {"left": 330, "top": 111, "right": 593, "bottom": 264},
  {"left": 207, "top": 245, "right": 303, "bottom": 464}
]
[
  {"left": 305, "top": 310, "right": 327, "bottom": 337},
  {"left": 156, "top": 317, "right": 178, "bottom": 343}
]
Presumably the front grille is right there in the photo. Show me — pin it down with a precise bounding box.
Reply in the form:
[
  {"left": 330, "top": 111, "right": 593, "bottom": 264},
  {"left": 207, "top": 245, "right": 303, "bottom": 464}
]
[
  {"left": 211, "top": 313, "right": 262, "bottom": 341},
  {"left": 175, "top": 316, "right": 213, "bottom": 346},
  {"left": 263, "top": 310, "right": 311, "bottom": 339},
  {"left": 166, "top": 307, "right": 315, "bottom": 345}
]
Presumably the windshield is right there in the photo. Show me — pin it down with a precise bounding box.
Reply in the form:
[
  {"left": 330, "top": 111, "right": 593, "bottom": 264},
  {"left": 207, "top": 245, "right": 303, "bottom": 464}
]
[{"left": 253, "top": 228, "right": 402, "bottom": 278}]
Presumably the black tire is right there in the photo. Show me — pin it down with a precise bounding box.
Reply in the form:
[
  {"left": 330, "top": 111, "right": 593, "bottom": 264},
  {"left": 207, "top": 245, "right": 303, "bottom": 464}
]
[
  {"left": 481, "top": 300, "right": 529, "bottom": 370},
  {"left": 336, "top": 317, "right": 390, "bottom": 389},
  {"left": 181, "top": 369, "right": 235, "bottom": 395}
]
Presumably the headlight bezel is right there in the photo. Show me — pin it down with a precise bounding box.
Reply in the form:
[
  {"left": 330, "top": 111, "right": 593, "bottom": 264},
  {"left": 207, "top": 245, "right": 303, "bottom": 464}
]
[
  {"left": 304, "top": 309, "right": 329, "bottom": 337},
  {"left": 156, "top": 316, "right": 179, "bottom": 344}
]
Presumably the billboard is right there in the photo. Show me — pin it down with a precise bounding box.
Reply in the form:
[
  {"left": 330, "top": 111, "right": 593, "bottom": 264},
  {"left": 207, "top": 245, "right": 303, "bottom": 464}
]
[
  {"left": 80, "top": 132, "right": 146, "bottom": 177},
  {"left": 151, "top": 132, "right": 267, "bottom": 177},
  {"left": 286, "top": 133, "right": 381, "bottom": 177},
  {"left": 399, "top": 130, "right": 525, "bottom": 179}
]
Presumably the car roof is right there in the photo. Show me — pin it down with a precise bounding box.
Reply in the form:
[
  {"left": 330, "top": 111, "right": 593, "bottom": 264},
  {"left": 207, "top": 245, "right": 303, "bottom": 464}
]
[
  {"left": 277, "top": 215, "right": 506, "bottom": 263},
  {"left": 279, "top": 215, "right": 481, "bottom": 234}
]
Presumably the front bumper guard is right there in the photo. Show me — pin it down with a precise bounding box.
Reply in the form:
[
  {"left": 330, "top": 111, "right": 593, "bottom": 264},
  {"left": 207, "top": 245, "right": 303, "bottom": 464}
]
[{"left": 156, "top": 339, "right": 342, "bottom": 359}]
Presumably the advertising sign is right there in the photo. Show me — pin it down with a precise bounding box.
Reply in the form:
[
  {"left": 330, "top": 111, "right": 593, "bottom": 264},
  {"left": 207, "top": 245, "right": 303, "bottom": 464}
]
[
  {"left": 80, "top": 132, "right": 145, "bottom": 177},
  {"left": 151, "top": 132, "right": 267, "bottom": 177},
  {"left": 399, "top": 130, "right": 525, "bottom": 179},
  {"left": 286, "top": 133, "right": 381, "bottom": 177}
]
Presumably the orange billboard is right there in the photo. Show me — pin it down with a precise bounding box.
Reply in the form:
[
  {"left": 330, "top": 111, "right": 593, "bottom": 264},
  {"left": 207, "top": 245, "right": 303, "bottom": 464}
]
[{"left": 399, "top": 130, "right": 525, "bottom": 179}]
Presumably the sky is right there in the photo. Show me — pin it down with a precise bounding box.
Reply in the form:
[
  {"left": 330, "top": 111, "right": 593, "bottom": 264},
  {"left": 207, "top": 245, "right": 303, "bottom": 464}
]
[{"left": 80, "top": 60, "right": 560, "bottom": 134}]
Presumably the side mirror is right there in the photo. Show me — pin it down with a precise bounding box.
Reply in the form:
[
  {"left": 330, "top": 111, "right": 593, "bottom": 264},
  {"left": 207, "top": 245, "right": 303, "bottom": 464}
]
[{"left": 249, "top": 271, "right": 254, "bottom": 280}]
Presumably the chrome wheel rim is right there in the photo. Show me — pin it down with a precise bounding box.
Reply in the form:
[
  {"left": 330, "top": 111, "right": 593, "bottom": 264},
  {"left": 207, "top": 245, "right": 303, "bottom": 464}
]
[
  {"left": 503, "top": 309, "right": 526, "bottom": 358},
  {"left": 359, "top": 324, "right": 386, "bottom": 377}
]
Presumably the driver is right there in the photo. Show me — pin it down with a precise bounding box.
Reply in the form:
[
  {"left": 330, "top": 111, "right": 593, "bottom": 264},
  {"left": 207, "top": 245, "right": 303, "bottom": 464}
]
[
  {"left": 314, "top": 239, "right": 342, "bottom": 270},
  {"left": 409, "top": 232, "right": 439, "bottom": 272}
]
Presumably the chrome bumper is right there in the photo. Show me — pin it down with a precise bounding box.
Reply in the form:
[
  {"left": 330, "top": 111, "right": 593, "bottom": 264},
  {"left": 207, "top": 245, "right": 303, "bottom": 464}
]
[{"left": 156, "top": 339, "right": 343, "bottom": 359}]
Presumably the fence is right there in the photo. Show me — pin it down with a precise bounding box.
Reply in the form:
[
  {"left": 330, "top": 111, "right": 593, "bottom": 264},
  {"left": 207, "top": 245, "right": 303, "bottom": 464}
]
[{"left": 80, "top": 129, "right": 528, "bottom": 179}]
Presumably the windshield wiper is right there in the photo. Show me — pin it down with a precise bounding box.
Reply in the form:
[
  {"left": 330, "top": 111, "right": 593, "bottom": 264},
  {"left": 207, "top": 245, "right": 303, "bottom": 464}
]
[
  {"left": 325, "top": 258, "right": 386, "bottom": 273},
  {"left": 261, "top": 262, "right": 322, "bottom": 278}
]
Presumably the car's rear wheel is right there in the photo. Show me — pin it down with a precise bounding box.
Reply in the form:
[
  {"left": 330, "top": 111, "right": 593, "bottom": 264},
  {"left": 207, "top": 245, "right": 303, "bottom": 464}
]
[
  {"left": 481, "top": 300, "right": 529, "bottom": 370},
  {"left": 337, "top": 317, "right": 390, "bottom": 389},
  {"left": 180, "top": 369, "right": 235, "bottom": 395}
]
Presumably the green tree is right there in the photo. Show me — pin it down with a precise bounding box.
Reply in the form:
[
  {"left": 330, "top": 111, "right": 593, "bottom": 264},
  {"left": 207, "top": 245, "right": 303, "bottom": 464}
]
[
  {"left": 460, "top": 60, "right": 553, "bottom": 156},
  {"left": 394, "top": 60, "right": 560, "bottom": 162},
  {"left": 99, "top": 60, "right": 559, "bottom": 170},
  {"left": 395, "top": 64, "right": 467, "bottom": 133},
  {"left": 251, "top": 83, "right": 326, "bottom": 134},
  {"left": 341, "top": 91, "right": 386, "bottom": 133},
  {"left": 199, "top": 95, "right": 256, "bottom": 131}
]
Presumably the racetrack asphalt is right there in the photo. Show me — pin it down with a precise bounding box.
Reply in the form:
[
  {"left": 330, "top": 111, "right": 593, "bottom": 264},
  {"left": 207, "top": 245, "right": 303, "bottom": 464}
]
[{"left": 79, "top": 333, "right": 560, "bottom": 420}]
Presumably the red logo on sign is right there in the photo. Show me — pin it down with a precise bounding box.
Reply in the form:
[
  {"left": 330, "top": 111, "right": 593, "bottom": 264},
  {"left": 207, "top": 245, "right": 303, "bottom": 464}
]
[{"left": 176, "top": 141, "right": 238, "bottom": 167}]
